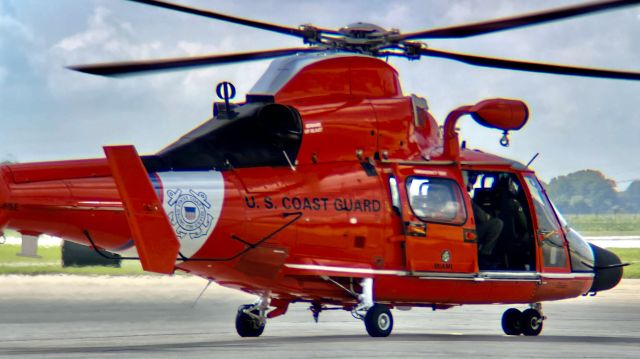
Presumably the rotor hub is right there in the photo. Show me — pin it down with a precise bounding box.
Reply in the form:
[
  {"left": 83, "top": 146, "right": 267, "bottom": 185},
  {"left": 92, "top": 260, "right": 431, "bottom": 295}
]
[{"left": 338, "top": 23, "right": 391, "bottom": 38}]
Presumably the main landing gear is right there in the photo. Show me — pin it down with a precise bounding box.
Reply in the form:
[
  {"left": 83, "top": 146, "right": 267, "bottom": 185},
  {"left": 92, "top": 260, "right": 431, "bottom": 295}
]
[
  {"left": 235, "top": 295, "right": 290, "bottom": 337},
  {"left": 501, "top": 303, "right": 545, "bottom": 336},
  {"left": 235, "top": 304, "right": 266, "bottom": 337},
  {"left": 351, "top": 278, "right": 394, "bottom": 337},
  {"left": 235, "top": 295, "right": 269, "bottom": 337},
  {"left": 363, "top": 304, "right": 393, "bottom": 337}
]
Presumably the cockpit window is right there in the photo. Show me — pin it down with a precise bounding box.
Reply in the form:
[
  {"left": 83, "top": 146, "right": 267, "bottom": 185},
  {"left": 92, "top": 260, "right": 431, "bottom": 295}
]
[
  {"left": 406, "top": 177, "right": 466, "bottom": 225},
  {"left": 551, "top": 201, "right": 568, "bottom": 228},
  {"left": 550, "top": 193, "right": 595, "bottom": 271}
]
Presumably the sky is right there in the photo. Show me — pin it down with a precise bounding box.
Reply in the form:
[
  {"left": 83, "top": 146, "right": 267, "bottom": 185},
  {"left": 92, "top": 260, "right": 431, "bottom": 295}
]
[{"left": 1, "top": 0, "right": 639, "bottom": 189}]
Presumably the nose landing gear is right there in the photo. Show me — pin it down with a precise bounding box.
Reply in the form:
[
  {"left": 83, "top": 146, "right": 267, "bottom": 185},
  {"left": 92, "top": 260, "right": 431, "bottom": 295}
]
[
  {"left": 501, "top": 308, "right": 523, "bottom": 335},
  {"left": 501, "top": 303, "right": 544, "bottom": 336}
]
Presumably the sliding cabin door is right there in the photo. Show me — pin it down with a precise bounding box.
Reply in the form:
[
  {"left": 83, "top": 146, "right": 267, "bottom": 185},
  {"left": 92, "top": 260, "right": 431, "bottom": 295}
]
[{"left": 395, "top": 167, "right": 477, "bottom": 274}]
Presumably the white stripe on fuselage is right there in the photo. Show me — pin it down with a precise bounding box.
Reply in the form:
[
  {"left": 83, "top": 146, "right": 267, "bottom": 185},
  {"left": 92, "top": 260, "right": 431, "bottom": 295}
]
[{"left": 283, "top": 263, "right": 595, "bottom": 281}]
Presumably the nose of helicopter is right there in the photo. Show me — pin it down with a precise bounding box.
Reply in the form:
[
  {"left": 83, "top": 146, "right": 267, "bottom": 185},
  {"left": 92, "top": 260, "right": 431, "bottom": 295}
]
[{"left": 588, "top": 243, "right": 624, "bottom": 293}]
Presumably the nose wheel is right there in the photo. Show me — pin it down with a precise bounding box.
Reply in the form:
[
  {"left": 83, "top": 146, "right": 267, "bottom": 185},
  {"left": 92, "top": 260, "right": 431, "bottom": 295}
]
[
  {"left": 501, "top": 304, "right": 544, "bottom": 336},
  {"left": 501, "top": 308, "right": 523, "bottom": 335}
]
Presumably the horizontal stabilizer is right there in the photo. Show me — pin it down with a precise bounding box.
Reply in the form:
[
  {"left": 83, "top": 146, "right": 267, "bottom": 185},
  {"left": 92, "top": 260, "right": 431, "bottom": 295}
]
[{"left": 104, "top": 145, "right": 180, "bottom": 274}]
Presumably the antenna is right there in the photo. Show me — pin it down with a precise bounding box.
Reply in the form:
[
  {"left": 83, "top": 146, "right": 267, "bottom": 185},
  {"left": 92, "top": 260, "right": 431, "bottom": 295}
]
[
  {"left": 213, "top": 81, "right": 238, "bottom": 119},
  {"left": 526, "top": 152, "right": 540, "bottom": 167}
]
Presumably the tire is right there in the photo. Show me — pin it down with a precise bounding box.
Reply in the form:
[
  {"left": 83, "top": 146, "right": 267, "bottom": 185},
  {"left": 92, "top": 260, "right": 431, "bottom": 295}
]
[
  {"left": 235, "top": 304, "right": 265, "bottom": 337},
  {"left": 501, "top": 308, "right": 523, "bottom": 336},
  {"left": 364, "top": 304, "right": 393, "bottom": 337},
  {"left": 520, "top": 308, "right": 543, "bottom": 336}
]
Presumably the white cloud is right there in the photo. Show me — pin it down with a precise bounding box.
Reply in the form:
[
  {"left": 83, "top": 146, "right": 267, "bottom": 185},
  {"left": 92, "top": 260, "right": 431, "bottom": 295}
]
[
  {"left": 56, "top": 7, "right": 113, "bottom": 52},
  {"left": 0, "top": 12, "right": 34, "bottom": 41},
  {"left": 370, "top": 3, "right": 411, "bottom": 27},
  {"left": 52, "top": 6, "right": 164, "bottom": 64}
]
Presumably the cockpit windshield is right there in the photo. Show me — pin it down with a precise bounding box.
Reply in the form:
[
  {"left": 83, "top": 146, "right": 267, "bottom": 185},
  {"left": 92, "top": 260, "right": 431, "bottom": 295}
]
[
  {"left": 524, "top": 175, "right": 594, "bottom": 271},
  {"left": 550, "top": 201, "right": 595, "bottom": 272}
]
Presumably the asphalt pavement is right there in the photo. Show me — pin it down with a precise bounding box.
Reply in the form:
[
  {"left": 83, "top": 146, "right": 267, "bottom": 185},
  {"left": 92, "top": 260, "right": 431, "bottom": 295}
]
[{"left": 0, "top": 275, "right": 638, "bottom": 358}]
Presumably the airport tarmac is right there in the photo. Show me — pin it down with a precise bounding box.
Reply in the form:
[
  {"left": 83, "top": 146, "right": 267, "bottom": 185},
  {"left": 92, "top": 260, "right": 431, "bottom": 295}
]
[{"left": 0, "top": 275, "right": 638, "bottom": 358}]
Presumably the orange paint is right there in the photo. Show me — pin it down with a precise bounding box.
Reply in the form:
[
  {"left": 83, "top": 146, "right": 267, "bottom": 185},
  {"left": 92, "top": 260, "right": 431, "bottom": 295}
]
[{"left": 0, "top": 55, "right": 611, "bottom": 321}]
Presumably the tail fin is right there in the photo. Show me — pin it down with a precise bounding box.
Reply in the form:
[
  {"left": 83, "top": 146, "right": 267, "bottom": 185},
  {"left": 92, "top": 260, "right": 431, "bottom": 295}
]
[{"left": 104, "top": 145, "right": 180, "bottom": 274}]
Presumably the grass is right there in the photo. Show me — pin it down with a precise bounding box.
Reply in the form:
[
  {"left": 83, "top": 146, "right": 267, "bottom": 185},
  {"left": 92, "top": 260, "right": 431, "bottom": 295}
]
[
  {"left": 610, "top": 248, "right": 640, "bottom": 279},
  {"left": 0, "top": 244, "right": 146, "bottom": 276},
  {"left": 564, "top": 214, "right": 640, "bottom": 236}
]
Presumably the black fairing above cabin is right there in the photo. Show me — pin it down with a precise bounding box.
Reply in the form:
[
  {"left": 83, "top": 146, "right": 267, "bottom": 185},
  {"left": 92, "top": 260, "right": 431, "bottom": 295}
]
[{"left": 143, "top": 103, "right": 302, "bottom": 171}]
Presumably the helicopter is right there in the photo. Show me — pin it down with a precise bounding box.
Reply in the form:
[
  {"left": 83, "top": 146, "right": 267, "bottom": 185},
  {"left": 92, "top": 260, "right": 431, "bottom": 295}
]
[{"left": 1, "top": 0, "right": 639, "bottom": 338}]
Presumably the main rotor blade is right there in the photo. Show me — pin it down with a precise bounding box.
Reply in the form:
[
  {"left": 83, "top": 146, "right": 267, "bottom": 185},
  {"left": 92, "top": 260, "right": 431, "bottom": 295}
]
[
  {"left": 418, "top": 48, "right": 640, "bottom": 80},
  {"left": 128, "top": 0, "right": 339, "bottom": 38},
  {"left": 402, "top": 0, "right": 640, "bottom": 39},
  {"left": 69, "top": 48, "right": 322, "bottom": 77}
]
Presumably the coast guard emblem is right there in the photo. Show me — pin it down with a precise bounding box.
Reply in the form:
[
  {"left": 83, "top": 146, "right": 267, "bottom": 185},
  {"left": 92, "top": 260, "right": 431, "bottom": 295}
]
[{"left": 166, "top": 188, "right": 214, "bottom": 240}]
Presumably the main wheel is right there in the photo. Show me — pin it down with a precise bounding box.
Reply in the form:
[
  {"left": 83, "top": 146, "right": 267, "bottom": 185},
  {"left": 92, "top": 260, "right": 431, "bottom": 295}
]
[
  {"left": 364, "top": 304, "right": 393, "bottom": 337},
  {"left": 501, "top": 308, "right": 523, "bottom": 336},
  {"left": 520, "top": 308, "right": 543, "bottom": 336},
  {"left": 235, "top": 304, "right": 265, "bottom": 337}
]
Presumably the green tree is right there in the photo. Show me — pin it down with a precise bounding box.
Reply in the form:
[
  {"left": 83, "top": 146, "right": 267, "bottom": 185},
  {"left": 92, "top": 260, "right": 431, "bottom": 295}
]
[
  {"left": 547, "top": 170, "right": 619, "bottom": 214},
  {"left": 620, "top": 180, "right": 640, "bottom": 213}
]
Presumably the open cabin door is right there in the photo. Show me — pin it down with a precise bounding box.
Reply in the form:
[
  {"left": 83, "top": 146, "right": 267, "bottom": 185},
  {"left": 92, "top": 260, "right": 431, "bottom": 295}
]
[
  {"left": 393, "top": 166, "right": 477, "bottom": 274},
  {"left": 522, "top": 174, "right": 571, "bottom": 273}
]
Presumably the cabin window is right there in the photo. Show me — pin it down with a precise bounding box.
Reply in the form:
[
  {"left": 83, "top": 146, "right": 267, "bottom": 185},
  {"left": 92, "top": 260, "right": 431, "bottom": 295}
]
[{"left": 406, "top": 177, "right": 466, "bottom": 225}]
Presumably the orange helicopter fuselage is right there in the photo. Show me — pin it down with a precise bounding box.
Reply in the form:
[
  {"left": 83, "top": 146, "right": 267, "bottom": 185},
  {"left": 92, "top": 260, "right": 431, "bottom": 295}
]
[{"left": 0, "top": 55, "right": 602, "bottom": 309}]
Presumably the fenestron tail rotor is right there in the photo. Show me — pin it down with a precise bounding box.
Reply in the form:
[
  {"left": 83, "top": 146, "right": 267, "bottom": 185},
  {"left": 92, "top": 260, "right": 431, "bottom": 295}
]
[{"left": 70, "top": 0, "right": 640, "bottom": 80}]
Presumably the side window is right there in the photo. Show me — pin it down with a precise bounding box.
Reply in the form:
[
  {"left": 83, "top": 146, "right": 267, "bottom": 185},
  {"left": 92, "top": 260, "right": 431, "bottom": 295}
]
[{"left": 406, "top": 177, "right": 467, "bottom": 225}]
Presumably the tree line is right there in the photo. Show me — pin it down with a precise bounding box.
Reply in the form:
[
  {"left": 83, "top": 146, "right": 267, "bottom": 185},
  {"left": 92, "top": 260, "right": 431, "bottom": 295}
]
[{"left": 546, "top": 170, "right": 640, "bottom": 214}]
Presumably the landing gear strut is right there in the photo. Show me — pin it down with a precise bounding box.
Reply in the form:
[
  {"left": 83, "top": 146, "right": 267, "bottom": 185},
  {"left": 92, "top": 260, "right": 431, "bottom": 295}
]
[
  {"left": 501, "top": 303, "right": 544, "bottom": 336},
  {"left": 351, "top": 278, "right": 394, "bottom": 337},
  {"left": 235, "top": 295, "right": 269, "bottom": 337}
]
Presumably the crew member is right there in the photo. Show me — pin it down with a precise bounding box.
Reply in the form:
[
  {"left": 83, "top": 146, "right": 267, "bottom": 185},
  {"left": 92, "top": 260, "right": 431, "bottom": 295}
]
[
  {"left": 465, "top": 172, "right": 503, "bottom": 261},
  {"left": 472, "top": 201, "right": 503, "bottom": 257}
]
